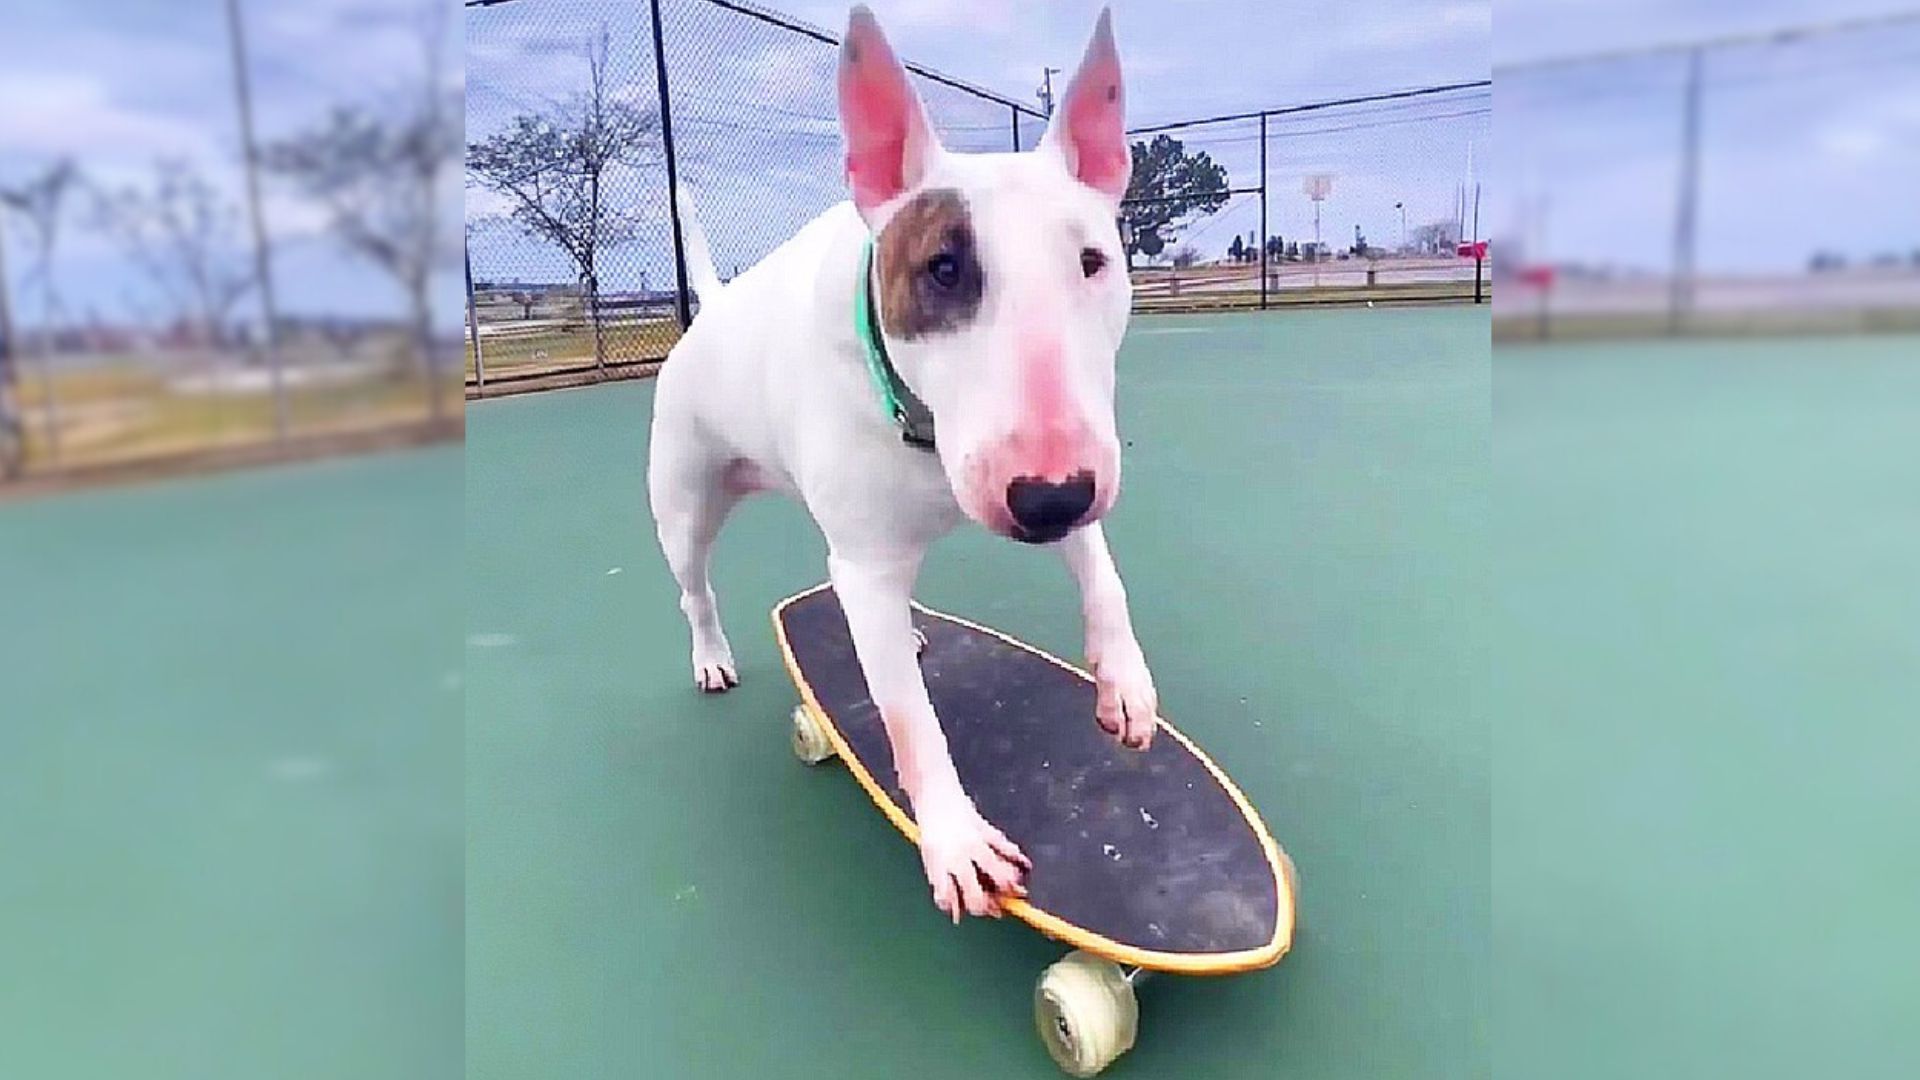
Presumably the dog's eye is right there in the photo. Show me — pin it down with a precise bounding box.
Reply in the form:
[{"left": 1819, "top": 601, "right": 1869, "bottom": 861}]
[
  {"left": 924, "top": 253, "right": 961, "bottom": 289},
  {"left": 1080, "top": 248, "right": 1107, "bottom": 278}
]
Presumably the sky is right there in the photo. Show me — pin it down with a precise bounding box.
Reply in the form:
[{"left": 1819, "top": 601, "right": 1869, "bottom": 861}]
[{"left": 7, "top": 0, "right": 1915, "bottom": 330}]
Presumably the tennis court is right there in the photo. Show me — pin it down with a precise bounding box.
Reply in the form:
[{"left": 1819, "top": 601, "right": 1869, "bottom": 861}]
[
  {"left": 466, "top": 306, "right": 1490, "bottom": 1078},
  {"left": 1495, "top": 334, "right": 1920, "bottom": 1079},
  {"left": 0, "top": 448, "right": 463, "bottom": 1080}
]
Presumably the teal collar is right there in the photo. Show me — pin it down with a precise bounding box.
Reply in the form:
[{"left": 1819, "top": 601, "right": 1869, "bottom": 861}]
[{"left": 856, "top": 237, "right": 937, "bottom": 451}]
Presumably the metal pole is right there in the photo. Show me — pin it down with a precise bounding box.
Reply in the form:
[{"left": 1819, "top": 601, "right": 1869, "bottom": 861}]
[
  {"left": 1473, "top": 183, "right": 1484, "bottom": 304},
  {"left": 1258, "top": 113, "right": 1268, "bottom": 311},
  {"left": 1010, "top": 104, "right": 1022, "bottom": 151},
  {"left": 223, "top": 0, "right": 287, "bottom": 439},
  {"left": 1670, "top": 46, "right": 1703, "bottom": 335},
  {"left": 651, "top": 0, "right": 694, "bottom": 332},
  {"left": 464, "top": 236, "right": 485, "bottom": 388},
  {"left": 0, "top": 213, "right": 17, "bottom": 477}
]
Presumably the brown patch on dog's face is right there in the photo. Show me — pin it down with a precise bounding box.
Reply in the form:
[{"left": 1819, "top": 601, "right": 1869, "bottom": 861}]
[{"left": 876, "top": 188, "right": 983, "bottom": 339}]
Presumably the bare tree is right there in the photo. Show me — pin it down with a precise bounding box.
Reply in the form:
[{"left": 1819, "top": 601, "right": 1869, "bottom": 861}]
[
  {"left": 1410, "top": 220, "right": 1460, "bottom": 256},
  {"left": 465, "top": 28, "right": 660, "bottom": 368},
  {"left": 264, "top": 7, "right": 458, "bottom": 416},
  {"left": 0, "top": 159, "right": 80, "bottom": 464},
  {"left": 91, "top": 160, "right": 255, "bottom": 348}
]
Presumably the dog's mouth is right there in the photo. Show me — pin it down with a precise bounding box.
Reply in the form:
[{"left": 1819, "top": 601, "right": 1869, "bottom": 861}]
[{"left": 1008, "top": 522, "right": 1078, "bottom": 545}]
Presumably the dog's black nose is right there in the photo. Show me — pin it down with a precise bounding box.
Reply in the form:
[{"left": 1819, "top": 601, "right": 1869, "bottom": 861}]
[{"left": 1006, "top": 474, "right": 1096, "bottom": 541}]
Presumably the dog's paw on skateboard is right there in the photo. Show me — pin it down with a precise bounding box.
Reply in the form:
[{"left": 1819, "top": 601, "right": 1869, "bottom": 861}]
[
  {"left": 1092, "top": 644, "right": 1159, "bottom": 750},
  {"left": 917, "top": 792, "right": 1031, "bottom": 923}
]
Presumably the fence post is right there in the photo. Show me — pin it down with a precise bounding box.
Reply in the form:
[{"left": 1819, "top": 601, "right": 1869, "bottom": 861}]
[
  {"left": 0, "top": 214, "right": 17, "bottom": 478},
  {"left": 1669, "top": 45, "right": 1702, "bottom": 335},
  {"left": 1010, "top": 104, "right": 1022, "bottom": 151},
  {"left": 223, "top": 0, "right": 287, "bottom": 441},
  {"left": 464, "top": 235, "right": 486, "bottom": 388},
  {"left": 1473, "top": 183, "right": 1484, "bottom": 304},
  {"left": 651, "top": 0, "right": 694, "bottom": 333},
  {"left": 1258, "top": 112, "right": 1268, "bottom": 311}
]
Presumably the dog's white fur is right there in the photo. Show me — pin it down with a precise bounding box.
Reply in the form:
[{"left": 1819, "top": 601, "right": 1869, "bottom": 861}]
[{"left": 648, "top": 6, "right": 1158, "bottom": 921}]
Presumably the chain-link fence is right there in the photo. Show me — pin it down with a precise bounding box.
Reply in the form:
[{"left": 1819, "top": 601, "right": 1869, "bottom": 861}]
[
  {"left": 464, "top": 0, "right": 1495, "bottom": 392},
  {"left": 1492, "top": 12, "right": 1920, "bottom": 341},
  {"left": 1118, "top": 82, "right": 1493, "bottom": 314},
  {"left": 463, "top": 0, "right": 1042, "bottom": 391}
]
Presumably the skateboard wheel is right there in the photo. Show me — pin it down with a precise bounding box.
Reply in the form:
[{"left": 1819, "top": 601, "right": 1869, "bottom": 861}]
[
  {"left": 1034, "top": 950, "right": 1138, "bottom": 1077},
  {"left": 790, "top": 705, "right": 836, "bottom": 765}
]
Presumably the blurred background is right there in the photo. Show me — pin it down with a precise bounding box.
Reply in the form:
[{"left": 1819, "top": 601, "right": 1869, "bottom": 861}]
[
  {"left": 1493, "top": 7, "right": 1920, "bottom": 340},
  {"left": 1492, "top": 3, "right": 1920, "bottom": 1077},
  {"left": 0, "top": 0, "right": 463, "bottom": 493},
  {"left": 0, "top": 2, "right": 463, "bottom": 1078}
]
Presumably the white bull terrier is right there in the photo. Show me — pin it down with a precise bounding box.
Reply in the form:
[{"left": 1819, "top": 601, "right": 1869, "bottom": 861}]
[{"left": 648, "top": 5, "right": 1159, "bottom": 922}]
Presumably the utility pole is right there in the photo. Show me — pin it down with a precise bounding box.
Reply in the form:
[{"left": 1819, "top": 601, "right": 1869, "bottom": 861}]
[
  {"left": 1037, "top": 67, "right": 1062, "bottom": 117},
  {"left": 223, "top": 0, "right": 288, "bottom": 438},
  {"left": 1670, "top": 46, "right": 1703, "bottom": 334}
]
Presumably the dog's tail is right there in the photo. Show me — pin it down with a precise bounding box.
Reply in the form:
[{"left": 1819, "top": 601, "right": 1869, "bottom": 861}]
[{"left": 674, "top": 184, "right": 724, "bottom": 303}]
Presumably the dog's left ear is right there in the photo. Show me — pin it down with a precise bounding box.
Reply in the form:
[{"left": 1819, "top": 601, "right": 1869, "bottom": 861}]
[
  {"left": 838, "top": 5, "right": 944, "bottom": 224},
  {"left": 1041, "top": 9, "right": 1129, "bottom": 204}
]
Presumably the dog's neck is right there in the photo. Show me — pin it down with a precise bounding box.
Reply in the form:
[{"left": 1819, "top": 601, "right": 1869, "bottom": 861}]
[{"left": 856, "top": 235, "right": 937, "bottom": 451}]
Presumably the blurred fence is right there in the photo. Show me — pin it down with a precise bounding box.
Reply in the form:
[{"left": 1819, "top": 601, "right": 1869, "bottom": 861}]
[
  {"left": 463, "top": 0, "right": 1042, "bottom": 391},
  {"left": 1492, "top": 11, "right": 1920, "bottom": 341},
  {"left": 0, "top": 1, "right": 462, "bottom": 492},
  {"left": 1118, "top": 82, "right": 1492, "bottom": 314}
]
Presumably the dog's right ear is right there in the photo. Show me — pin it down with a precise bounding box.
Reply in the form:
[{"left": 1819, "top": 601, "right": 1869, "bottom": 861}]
[{"left": 838, "top": 5, "right": 943, "bottom": 224}]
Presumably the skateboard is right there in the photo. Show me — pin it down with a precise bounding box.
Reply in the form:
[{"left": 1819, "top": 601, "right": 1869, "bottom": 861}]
[{"left": 772, "top": 584, "right": 1298, "bottom": 1076}]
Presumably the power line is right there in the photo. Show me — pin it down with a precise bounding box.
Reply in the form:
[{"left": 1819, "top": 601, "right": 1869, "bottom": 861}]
[{"left": 1127, "top": 80, "right": 1493, "bottom": 135}]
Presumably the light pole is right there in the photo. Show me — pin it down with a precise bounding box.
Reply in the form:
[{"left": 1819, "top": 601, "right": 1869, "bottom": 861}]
[
  {"left": 1395, "top": 201, "right": 1407, "bottom": 253},
  {"left": 1037, "top": 67, "right": 1062, "bottom": 118}
]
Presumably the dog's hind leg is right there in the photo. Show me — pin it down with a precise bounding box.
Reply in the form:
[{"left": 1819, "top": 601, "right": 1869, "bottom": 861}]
[{"left": 648, "top": 427, "right": 743, "bottom": 692}]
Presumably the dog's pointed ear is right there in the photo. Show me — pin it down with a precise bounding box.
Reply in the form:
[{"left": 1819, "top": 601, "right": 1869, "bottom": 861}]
[
  {"left": 1041, "top": 8, "right": 1129, "bottom": 204},
  {"left": 838, "top": 5, "right": 942, "bottom": 224}
]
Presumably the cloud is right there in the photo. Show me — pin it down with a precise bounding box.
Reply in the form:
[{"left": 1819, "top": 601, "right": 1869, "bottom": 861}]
[{"left": 0, "top": 70, "right": 225, "bottom": 165}]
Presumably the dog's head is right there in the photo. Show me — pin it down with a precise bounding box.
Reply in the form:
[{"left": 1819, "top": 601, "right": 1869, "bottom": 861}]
[{"left": 839, "top": 6, "right": 1131, "bottom": 545}]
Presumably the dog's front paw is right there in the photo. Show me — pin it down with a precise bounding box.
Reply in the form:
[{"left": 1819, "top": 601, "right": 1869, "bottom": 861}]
[
  {"left": 692, "top": 643, "right": 739, "bottom": 693},
  {"left": 915, "top": 789, "right": 1031, "bottom": 923},
  {"left": 1091, "top": 639, "right": 1158, "bottom": 750}
]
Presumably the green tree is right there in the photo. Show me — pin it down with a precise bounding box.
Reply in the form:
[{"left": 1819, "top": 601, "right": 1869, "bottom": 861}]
[{"left": 1120, "top": 135, "right": 1228, "bottom": 268}]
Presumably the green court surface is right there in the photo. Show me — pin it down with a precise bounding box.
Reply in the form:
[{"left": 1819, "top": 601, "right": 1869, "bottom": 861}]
[
  {"left": 1495, "top": 335, "right": 1920, "bottom": 1079},
  {"left": 467, "top": 307, "right": 1490, "bottom": 1078},
  {"left": 0, "top": 449, "right": 463, "bottom": 1080}
]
